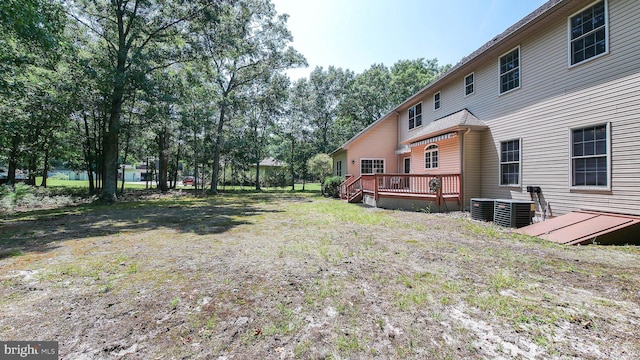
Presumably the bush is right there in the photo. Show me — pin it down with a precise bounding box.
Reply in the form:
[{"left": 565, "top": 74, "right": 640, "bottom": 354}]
[{"left": 322, "top": 176, "right": 343, "bottom": 198}]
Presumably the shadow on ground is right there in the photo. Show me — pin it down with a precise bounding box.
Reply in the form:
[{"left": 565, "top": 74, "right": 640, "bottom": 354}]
[{"left": 0, "top": 191, "right": 314, "bottom": 258}]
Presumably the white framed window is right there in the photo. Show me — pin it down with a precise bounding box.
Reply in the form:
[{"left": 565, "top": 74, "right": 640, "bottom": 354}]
[
  {"left": 464, "top": 73, "right": 474, "bottom": 96},
  {"left": 571, "top": 123, "right": 610, "bottom": 189},
  {"left": 336, "top": 160, "right": 342, "bottom": 177},
  {"left": 425, "top": 144, "right": 439, "bottom": 169},
  {"left": 500, "top": 139, "right": 521, "bottom": 186},
  {"left": 361, "top": 159, "right": 385, "bottom": 174},
  {"left": 433, "top": 92, "right": 441, "bottom": 110},
  {"left": 499, "top": 47, "right": 520, "bottom": 94},
  {"left": 408, "top": 103, "right": 422, "bottom": 130},
  {"left": 569, "top": 0, "right": 608, "bottom": 67}
]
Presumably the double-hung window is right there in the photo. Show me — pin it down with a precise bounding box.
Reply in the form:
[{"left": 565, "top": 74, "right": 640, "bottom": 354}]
[
  {"left": 464, "top": 73, "right": 474, "bottom": 96},
  {"left": 499, "top": 47, "right": 520, "bottom": 94},
  {"left": 569, "top": 1, "right": 607, "bottom": 66},
  {"left": 408, "top": 103, "right": 422, "bottom": 130},
  {"left": 361, "top": 159, "right": 384, "bottom": 174},
  {"left": 425, "top": 144, "right": 439, "bottom": 169},
  {"left": 336, "top": 160, "right": 342, "bottom": 177},
  {"left": 433, "top": 92, "right": 441, "bottom": 110},
  {"left": 571, "top": 124, "right": 609, "bottom": 188},
  {"left": 500, "top": 139, "right": 520, "bottom": 186}
]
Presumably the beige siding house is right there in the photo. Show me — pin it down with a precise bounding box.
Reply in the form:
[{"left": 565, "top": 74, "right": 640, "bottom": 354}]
[{"left": 332, "top": 0, "right": 640, "bottom": 219}]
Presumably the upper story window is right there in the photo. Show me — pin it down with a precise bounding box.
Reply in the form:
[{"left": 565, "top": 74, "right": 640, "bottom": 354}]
[
  {"left": 571, "top": 123, "right": 609, "bottom": 188},
  {"left": 409, "top": 103, "right": 422, "bottom": 130},
  {"left": 464, "top": 73, "right": 474, "bottom": 96},
  {"left": 336, "top": 160, "right": 342, "bottom": 177},
  {"left": 499, "top": 47, "right": 520, "bottom": 94},
  {"left": 425, "top": 144, "right": 439, "bottom": 169},
  {"left": 569, "top": 0, "right": 608, "bottom": 66},
  {"left": 433, "top": 92, "right": 441, "bottom": 110},
  {"left": 500, "top": 139, "right": 520, "bottom": 186}
]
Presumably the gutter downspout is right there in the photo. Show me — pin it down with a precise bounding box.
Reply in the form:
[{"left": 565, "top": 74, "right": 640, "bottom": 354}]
[{"left": 394, "top": 111, "right": 401, "bottom": 173}]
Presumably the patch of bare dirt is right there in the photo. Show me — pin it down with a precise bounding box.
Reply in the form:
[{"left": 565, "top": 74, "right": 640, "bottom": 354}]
[{"left": 1, "top": 193, "right": 639, "bottom": 359}]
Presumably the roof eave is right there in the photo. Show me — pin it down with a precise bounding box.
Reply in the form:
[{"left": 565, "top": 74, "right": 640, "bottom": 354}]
[
  {"left": 393, "top": 0, "right": 566, "bottom": 112},
  {"left": 401, "top": 124, "right": 487, "bottom": 145}
]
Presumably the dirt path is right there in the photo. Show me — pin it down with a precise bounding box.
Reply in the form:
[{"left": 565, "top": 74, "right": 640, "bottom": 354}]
[{"left": 1, "top": 193, "right": 639, "bottom": 359}]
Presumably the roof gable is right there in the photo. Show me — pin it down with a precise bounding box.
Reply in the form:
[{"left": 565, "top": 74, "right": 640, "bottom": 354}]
[{"left": 403, "top": 109, "right": 487, "bottom": 145}]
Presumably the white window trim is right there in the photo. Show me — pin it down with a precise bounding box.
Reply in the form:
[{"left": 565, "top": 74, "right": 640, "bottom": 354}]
[
  {"left": 498, "top": 46, "right": 521, "bottom": 96},
  {"left": 424, "top": 144, "right": 439, "bottom": 170},
  {"left": 464, "top": 72, "right": 475, "bottom": 97},
  {"left": 433, "top": 92, "right": 441, "bottom": 111},
  {"left": 568, "top": 122, "right": 611, "bottom": 191},
  {"left": 567, "top": 0, "right": 609, "bottom": 69},
  {"left": 408, "top": 102, "right": 423, "bottom": 131},
  {"left": 499, "top": 138, "right": 522, "bottom": 187},
  {"left": 360, "top": 158, "right": 386, "bottom": 175}
]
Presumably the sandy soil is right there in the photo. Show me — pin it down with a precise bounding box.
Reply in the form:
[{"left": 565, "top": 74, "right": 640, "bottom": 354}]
[{"left": 1, "top": 192, "right": 639, "bottom": 359}]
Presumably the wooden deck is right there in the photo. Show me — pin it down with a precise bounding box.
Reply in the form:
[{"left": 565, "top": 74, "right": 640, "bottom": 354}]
[{"left": 340, "top": 173, "right": 461, "bottom": 207}]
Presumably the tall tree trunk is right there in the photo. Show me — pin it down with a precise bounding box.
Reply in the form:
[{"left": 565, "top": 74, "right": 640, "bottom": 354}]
[
  {"left": 120, "top": 126, "right": 131, "bottom": 193},
  {"left": 210, "top": 102, "right": 227, "bottom": 194},
  {"left": 27, "top": 153, "right": 37, "bottom": 186},
  {"left": 41, "top": 147, "right": 50, "bottom": 187},
  {"left": 290, "top": 136, "right": 295, "bottom": 191},
  {"left": 7, "top": 134, "right": 20, "bottom": 186},
  {"left": 102, "top": 120, "right": 119, "bottom": 201},
  {"left": 120, "top": 93, "right": 135, "bottom": 193},
  {"left": 172, "top": 132, "right": 182, "bottom": 190},
  {"left": 158, "top": 126, "right": 169, "bottom": 192},
  {"left": 101, "top": 7, "right": 128, "bottom": 202},
  {"left": 255, "top": 160, "right": 261, "bottom": 191},
  {"left": 145, "top": 157, "right": 150, "bottom": 189},
  {"left": 82, "top": 114, "right": 95, "bottom": 193},
  {"left": 193, "top": 129, "right": 199, "bottom": 192}
]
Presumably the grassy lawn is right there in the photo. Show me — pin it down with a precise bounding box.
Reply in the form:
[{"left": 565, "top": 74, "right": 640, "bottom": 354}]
[
  {"left": 1, "top": 192, "right": 639, "bottom": 359},
  {"left": 35, "top": 177, "right": 321, "bottom": 192}
]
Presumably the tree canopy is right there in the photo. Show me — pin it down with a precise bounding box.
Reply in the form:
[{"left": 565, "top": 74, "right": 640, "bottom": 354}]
[{"left": 0, "top": 0, "right": 450, "bottom": 196}]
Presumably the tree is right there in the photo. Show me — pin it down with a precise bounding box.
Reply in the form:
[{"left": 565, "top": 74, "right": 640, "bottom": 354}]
[
  {"left": 195, "top": 0, "right": 306, "bottom": 194},
  {"left": 307, "top": 153, "right": 332, "bottom": 194},
  {"left": 337, "top": 63, "right": 392, "bottom": 143},
  {"left": 67, "top": 0, "right": 222, "bottom": 201},
  {"left": 0, "top": 0, "right": 66, "bottom": 185},
  {"left": 332, "top": 58, "right": 448, "bottom": 147},
  {"left": 240, "top": 72, "right": 289, "bottom": 190},
  {"left": 304, "top": 66, "right": 354, "bottom": 153},
  {"left": 389, "top": 58, "right": 445, "bottom": 106}
]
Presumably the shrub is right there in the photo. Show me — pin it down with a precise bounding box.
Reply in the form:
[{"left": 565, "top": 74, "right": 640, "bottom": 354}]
[{"left": 322, "top": 176, "right": 343, "bottom": 198}]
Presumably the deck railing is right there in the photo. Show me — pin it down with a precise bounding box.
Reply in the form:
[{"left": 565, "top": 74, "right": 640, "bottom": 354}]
[
  {"left": 340, "top": 174, "right": 362, "bottom": 201},
  {"left": 341, "top": 173, "right": 461, "bottom": 205}
]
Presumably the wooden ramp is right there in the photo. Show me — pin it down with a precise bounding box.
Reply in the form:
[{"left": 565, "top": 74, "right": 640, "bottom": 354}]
[{"left": 517, "top": 210, "right": 640, "bottom": 245}]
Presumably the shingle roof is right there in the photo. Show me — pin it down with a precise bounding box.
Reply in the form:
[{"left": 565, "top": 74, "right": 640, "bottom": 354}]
[
  {"left": 259, "top": 157, "right": 285, "bottom": 167},
  {"left": 403, "top": 109, "right": 488, "bottom": 145},
  {"left": 332, "top": 0, "right": 568, "bottom": 154},
  {"left": 450, "top": 0, "right": 564, "bottom": 75}
]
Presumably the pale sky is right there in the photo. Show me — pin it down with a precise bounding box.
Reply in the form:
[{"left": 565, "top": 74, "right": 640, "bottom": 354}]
[{"left": 272, "top": 0, "right": 548, "bottom": 80}]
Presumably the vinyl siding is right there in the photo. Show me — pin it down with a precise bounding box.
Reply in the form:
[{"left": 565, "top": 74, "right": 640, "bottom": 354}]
[
  {"left": 395, "top": 0, "right": 640, "bottom": 215},
  {"left": 333, "top": 151, "right": 347, "bottom": 177},
  {"left": 462, "top": 130, "right": 485, "bottom": 210},
  {"left": 345, "top": 116, "right": 398, "bottom": 178},
  {"left": 410, "top": 137, "right": 460, "bottom": 175}
]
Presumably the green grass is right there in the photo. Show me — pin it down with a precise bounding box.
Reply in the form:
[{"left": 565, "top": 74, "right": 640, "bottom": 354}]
[
  {"left": 2, "top": 191, "right": 640, "bottom": 359},
  {"left": 34, "top": 177, "right": 321, "bottom": 192}
]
